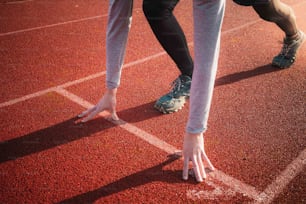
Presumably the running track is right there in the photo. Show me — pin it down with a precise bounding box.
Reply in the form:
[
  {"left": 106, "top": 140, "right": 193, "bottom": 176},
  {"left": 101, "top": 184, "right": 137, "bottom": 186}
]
[{"left": 0, "top": 0, "right": 305, "bottom": 203}]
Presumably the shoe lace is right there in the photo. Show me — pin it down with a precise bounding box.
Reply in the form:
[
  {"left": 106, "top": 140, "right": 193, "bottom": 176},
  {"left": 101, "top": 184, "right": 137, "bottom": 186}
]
[
  {"left": 280, "top": 43, "right": 289, "bottom": 56},
  {"left": 279, "top": 37, "right": 298, "bottom": 57},
  {"left": 169, "top": 77, "right": 183, "bottom": 97}
]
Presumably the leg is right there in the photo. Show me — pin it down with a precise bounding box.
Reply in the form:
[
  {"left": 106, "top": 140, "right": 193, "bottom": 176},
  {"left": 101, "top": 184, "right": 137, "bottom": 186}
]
[
  {"left": 106, "top": 0, "right": 133, "bottom": 89},
  {"left": 143, "top": 0, "right": 194, "bottom": 114},
  {"left": 143, "top": 0, "right": 193, "bottom": 77},
  {"left": 252, "top": 0, "right": 298, "bottom": 37},
  {"left": 252, "top": 0, "right": 305, "bottom": 68}
]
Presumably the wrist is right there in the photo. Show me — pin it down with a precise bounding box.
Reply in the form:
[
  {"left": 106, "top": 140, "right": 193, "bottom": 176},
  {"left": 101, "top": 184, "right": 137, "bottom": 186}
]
[
  {"left": 106, "top": 88, "right": 117, "bottom": 95},
  {"left": 185, "top": 132, "right": 203, "bottom": 138}
]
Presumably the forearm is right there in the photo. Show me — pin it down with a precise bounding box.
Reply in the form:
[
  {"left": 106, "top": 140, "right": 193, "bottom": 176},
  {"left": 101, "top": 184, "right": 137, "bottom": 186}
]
[{"left": 106, "top": 0, "right": 133, "bottom": 89}]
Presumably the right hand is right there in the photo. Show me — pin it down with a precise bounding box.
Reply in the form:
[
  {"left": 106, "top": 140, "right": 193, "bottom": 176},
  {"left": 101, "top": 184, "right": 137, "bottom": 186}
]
[
  {"left": 78, "top": 88, "right": 119, "bottom": 122},
  {"left": 182, "top": 132, "right": 215, "bottom": 182}
]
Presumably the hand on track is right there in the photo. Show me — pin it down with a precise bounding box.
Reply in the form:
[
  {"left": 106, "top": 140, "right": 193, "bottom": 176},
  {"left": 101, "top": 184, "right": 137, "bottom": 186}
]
[
  {"left": 182, "top": 132, "right": 215, "bottom": 182},
  {"left": 78, "top": 88, "right": 119, "bottom": 122}
]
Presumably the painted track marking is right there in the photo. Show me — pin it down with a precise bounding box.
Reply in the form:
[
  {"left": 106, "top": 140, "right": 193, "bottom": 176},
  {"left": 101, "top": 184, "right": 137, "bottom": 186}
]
[
  {"left": 210, "top": 169, "right": 263, "bottom": 201},
  {"left": 55, "top": 87, "right": 263, "bottom": 201},
  {"left": 3, "top": 0, "right": 34, "bottom": 4},
  {"left": 0, "top": 7, "right": 143, "bottom": 37},
  {"left": 0, "top": 15, "right": 107, "bottom": 37},
  {"left": 0, "top": 51, "right": 166, "bottom": 108},
  {"left": 187, "top": 179, "right": 238, "bottom": 201},
  {"left": 253, "top": 149, "right": 306, "bottom": 204},
  {"left": 55, "top": 88, "right": 179, "bottom": 154}
]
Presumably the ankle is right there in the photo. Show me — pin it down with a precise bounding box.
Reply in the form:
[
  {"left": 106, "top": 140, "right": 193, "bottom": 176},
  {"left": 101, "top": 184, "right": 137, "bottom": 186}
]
[{"left": 286, "top": 31, "right": 300, "bottom": 41}]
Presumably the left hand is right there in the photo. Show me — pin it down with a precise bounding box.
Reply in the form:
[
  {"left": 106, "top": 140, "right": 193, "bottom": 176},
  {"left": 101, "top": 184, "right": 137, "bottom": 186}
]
[
  {"left": 182, "top": 132, "right": 215, "bottom": 182},
  {"left": 78, "top": 88, "right": 119, "bottom": 122}
]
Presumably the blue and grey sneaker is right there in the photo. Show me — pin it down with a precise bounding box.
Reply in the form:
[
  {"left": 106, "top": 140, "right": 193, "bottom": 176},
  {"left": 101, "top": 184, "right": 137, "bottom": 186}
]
[
  {"left": 272, "top": 30, "right": 305, "bottom": 68},
  {"left": 154, "top": 75, "right": 191, "bottom": 114}
]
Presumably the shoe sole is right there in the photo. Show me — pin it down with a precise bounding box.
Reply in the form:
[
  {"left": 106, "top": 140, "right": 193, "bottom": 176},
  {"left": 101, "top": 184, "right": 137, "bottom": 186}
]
[
  {"left": 154, "top": 103, "right": 185, "bottom": 114},
  {"left": 154, "top": 96, "right": 188, "bottom": 114}
]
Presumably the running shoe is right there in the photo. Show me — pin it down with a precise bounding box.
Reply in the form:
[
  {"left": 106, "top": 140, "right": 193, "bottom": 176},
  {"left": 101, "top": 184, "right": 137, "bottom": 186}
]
[
  {"left": 154, "top": 75, "right": 191, "bottom": 114},
  {"left": 272, "top": 30, "right": 305, "bottom": 68}
]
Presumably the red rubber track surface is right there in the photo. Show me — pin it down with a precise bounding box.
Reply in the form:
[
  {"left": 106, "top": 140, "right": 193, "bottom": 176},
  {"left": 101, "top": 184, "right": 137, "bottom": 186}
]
[{"left": 1, "top": 0, "right": 305, "bottom": 203}]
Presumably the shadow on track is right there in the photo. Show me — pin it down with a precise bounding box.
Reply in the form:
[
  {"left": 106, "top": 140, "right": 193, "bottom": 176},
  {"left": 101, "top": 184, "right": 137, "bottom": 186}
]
[
  {"left": 57, "top": 154, "right": 197, "bottom": 204},
  {"left": 215, "top": 64, "right": 281, "bottom": 86},
  {"left": 0, "top": 101, "right": 161, "bottom": 163},
  {"left": 0, "top": 64, "right": 281, "bottom": 163}
]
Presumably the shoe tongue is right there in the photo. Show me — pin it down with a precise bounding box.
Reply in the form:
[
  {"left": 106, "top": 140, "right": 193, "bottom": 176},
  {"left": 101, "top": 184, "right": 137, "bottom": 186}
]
[
  {"left": 283, "top": 38, "right": 294, "bottom": 46},
  {"left": 180, "top": 75, "right": 189, "bottom": 82},
  {"left": 284, "top": 37, "right": 292, "bottom": 43}
]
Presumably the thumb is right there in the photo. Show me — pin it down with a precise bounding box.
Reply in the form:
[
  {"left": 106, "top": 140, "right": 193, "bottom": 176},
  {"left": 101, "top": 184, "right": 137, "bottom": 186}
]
[{"left": 111, "top": 111, "right": 119, "bottom": 121}]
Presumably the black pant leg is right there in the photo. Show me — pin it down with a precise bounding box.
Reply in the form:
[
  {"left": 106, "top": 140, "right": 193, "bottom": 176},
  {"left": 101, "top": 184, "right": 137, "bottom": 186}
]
[{"left": 143, "top": 0, "right": 193, "bottom": 77}]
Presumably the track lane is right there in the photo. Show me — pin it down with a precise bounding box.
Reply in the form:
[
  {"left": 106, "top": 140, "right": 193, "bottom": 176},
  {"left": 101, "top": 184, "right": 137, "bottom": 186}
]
[{"left": 1, "top": 0, "right": 305, "bottom": 203}]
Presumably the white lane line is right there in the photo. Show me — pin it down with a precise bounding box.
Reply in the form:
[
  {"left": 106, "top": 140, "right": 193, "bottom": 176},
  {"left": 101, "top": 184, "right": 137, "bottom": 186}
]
[
  {"left": 222, "top": 20, "right": 260, "bottom": 35},
  {"left": 54, "top": 87, "right": 262, "bottom": 200},
  {"left": 0, "top": 71, "right": 104, "bottom": 108},
  {"left": 54, "top": 87, "right": 178, "bottom": 154},
  {"left": 3, "top": 0, "right": 34, "bottom": 4},
  {"left": 253, "top": 149, "right": 306, "bottom": 204},
  {"left": 0, "top": 87, "right": 57, "bottom": 108},
  {"left": 187, "top": 179, "right": 238, "bottom": 201},
  {"left": 0, "top": 51, "right": 167, "bottom": 108},
  {"left": 0, "top": 14, "right": 107, "bottom": 37},
  {"left": 0, "top": 6, "right": 145, "bottom": 37},
  {"left": 210, "top": 169, "right": 263, "bottom": 201},
  {"left": 59, "top": 71, "right": 106, "bottom": 89}
]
